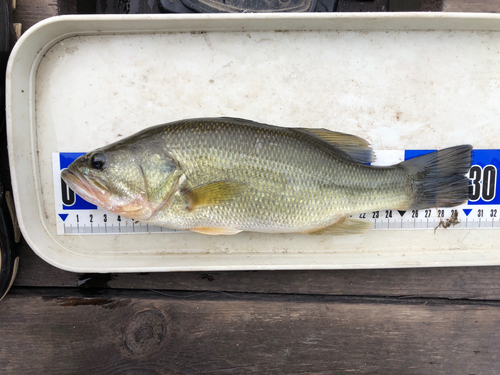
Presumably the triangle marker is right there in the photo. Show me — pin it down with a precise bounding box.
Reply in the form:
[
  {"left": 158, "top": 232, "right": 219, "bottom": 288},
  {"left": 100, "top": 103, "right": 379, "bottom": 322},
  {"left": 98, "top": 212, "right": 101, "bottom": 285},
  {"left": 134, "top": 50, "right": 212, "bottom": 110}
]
[
  {"left": 397, "top": 210, "right": 406, "bottom": 217},
  {"left": 462, "top": 209, "right": 472, "bottom": 217},
  {"left": 58, "top": 214, "right": 69, "bottom": 222}
]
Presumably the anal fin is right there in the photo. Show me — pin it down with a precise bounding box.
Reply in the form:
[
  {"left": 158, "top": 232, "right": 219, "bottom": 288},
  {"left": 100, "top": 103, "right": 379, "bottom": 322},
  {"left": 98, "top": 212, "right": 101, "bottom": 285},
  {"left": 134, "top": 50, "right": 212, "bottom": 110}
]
[
  {"left": 306, "top": 217, "right": 372, "bottom": 235},
  {"left": 189, "top": 227, "right": 242, "bottom": 235}
]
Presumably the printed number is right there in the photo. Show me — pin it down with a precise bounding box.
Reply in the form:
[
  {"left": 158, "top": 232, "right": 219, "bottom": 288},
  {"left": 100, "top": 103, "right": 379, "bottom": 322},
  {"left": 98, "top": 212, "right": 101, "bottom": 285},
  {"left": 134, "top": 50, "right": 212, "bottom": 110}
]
[
  {"left": 61, "top": 179, "right": 75, "bottom": 206},
  {"left": 438, "top": 210, "right": 444, "bottom": 217},
  {"left": 359, "top": 213, "right": 366, "bottom": 219},
  {"left": 469, "top": 165, "right": 497, "bottom": 202},
  {"left": 451, "top": 209, "right": 457, "bottom": 216},
  {"left": 478, "top": 209, "right": 484, "bottom": 218},
  {"left": 385, "top": 210, "right": 392, "bottom": 218},
  {"left": 76, "top": 214, "right": 79, "bottom": 223},
  {"left": 412, "top": 210, "right": 418, "bottom": 218},
  {"left": 425, "top": 210, "right": 431, "bottom": 218},
  {"left": 490, "top": 209, "right": 497, "bottom": 218},
  {"left": 117, "top": 215, "right": 122, "bottom": 222},
  {"left": 372, "top": 211, "right": 379, "bottom": 219},
  {"left": 103, "top": 214, "right": 108, "bottom": 222},
  {"left": 89, "top": 214, "right": 93, "bottom": 223}
]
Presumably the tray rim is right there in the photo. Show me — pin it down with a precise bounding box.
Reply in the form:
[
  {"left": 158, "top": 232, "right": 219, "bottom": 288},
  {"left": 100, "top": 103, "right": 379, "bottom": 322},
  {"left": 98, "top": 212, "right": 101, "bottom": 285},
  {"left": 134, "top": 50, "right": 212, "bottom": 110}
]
[{"left": 6, "top": 13, "right": 500, "bottom": 273}]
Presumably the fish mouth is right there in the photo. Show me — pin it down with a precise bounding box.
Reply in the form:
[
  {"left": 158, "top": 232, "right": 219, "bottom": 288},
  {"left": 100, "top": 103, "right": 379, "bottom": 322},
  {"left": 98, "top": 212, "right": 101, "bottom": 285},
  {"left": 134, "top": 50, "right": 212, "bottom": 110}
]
[
  {"left": 61, "top": 168, "right": 110, "bottom": 208},
  {"left": 61, "top": 169, "right": 153, "bottom": 220}
]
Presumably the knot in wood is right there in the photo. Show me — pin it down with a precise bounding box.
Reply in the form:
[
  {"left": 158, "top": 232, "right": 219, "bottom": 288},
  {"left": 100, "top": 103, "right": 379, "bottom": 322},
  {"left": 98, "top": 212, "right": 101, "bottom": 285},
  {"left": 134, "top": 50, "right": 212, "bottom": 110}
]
[{"left": 122, "top": 308, "right": 168, "bottom": 357}]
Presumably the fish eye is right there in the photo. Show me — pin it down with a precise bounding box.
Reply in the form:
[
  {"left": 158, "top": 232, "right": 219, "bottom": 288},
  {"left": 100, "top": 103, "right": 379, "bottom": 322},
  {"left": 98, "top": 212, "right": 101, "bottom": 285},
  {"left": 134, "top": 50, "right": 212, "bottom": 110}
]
[{"left": 90, "top": 152, "right": 107, "bottom": 170}]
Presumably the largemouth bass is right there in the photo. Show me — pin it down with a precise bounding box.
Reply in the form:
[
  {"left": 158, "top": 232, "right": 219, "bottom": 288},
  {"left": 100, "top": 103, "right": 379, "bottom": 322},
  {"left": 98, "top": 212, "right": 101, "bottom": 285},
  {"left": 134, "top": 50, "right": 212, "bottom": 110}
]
[{"left": 61, "top": 117, "right": 472, "bottom": 235}]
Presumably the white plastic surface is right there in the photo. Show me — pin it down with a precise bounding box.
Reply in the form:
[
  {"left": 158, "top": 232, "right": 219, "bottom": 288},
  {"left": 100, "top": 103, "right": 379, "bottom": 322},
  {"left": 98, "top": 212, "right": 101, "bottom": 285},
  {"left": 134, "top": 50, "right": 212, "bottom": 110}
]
[{"left": 6, "top": 13, "right": 500, "bottom": 272}]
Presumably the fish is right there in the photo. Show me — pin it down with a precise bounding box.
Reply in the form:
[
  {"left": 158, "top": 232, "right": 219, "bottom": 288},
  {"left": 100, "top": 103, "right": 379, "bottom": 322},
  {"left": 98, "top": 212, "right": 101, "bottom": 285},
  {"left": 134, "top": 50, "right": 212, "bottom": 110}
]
[{"left": 61, "top": 117, "right": 472, "bottom": 235}]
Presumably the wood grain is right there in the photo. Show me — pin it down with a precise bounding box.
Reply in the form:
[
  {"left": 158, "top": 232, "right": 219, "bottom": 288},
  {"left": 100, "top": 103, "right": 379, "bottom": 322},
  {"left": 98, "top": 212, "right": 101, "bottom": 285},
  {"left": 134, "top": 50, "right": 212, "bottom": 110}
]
[
  {"left": 13, "top": 243, "right": 500, "bottom": 300},
  {"left": 443, "top": 0, "right": 499, "bottom": 12},
  {"left": 13, "top": 0, "right": 59, "bottom": 31},
  {"left": 2, "top": 287, "right": 500, "bottom": 374}
]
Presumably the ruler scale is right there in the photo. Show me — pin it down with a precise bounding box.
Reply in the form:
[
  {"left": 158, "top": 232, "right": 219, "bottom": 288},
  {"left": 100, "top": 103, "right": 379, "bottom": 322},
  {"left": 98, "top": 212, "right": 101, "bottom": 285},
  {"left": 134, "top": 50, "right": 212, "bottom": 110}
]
[{"left": 53, "top": 150, "right": 500, "bottom": 235}]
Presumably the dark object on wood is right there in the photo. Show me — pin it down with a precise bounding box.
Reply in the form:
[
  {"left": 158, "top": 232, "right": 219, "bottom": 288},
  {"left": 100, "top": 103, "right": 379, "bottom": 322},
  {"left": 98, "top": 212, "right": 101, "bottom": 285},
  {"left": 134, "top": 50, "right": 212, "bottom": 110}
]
[
  {"left": 388, "top": 0, "right": 419, "bottom": 10},
  {"left": 420, "top": 0, "right": 442, "bottom": 11},
  {"left": 0, "top": 183, "right": 18, "bottom": 301},
  {"left": 159, "top": 0, "right": 336, "bottom": 12},
  {"left": 337, "top": 0, "right": 388, "bottom": 11},
  {"left": 443, "top": 0, "right": 498, "bottom": 12},
  {"left": 157, "top": 0, "right": 195, "bottom": 13},
  {"left": 389, "top": 0, "right": 442, "bottom": 11},
  {"left": 315, "top": 0, "right": 338, "bottom": 11},
  {"left": 179, "top": 0, "right": 317, "bottom": 13},
  {"left": 96, "top": 0, "right": 160, "bottom": 13}
]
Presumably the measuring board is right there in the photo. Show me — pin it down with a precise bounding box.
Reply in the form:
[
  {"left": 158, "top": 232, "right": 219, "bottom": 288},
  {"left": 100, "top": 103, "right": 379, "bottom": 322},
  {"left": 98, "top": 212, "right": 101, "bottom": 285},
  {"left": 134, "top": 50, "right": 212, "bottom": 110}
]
[{"left": 52, "top": 150, "right": 499, "bottom": 235}]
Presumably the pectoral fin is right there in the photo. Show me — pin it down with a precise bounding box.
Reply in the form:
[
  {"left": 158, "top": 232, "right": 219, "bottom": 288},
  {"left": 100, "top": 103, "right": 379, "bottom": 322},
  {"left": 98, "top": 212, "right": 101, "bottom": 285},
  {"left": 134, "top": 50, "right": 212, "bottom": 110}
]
[
  {"left": 181, "top": 180, "right": 245, "bottom": 211},
  {"left": 306, "top": 217, "right": 372, "bottom": 235}
]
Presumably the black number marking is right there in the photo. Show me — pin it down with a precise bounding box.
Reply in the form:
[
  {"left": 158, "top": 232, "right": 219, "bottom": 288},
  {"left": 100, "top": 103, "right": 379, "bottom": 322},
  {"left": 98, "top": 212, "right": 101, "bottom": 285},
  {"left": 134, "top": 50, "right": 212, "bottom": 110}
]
[
  {"left": 469, "top": 165, "right": 497, "bottom": 202},
  {"left": 412, "top": 210, "right": 418, "bottom": 218},
  {"left": 469, "top": 165, "right": 482, "bottom": 201},
  {"left": 490, "top": 209, "right": 497, "bottom": 218},
  {"left": 117, "top": 215, "right": 122, "bottom": 222},
  {"left": 103, "top": 214, "right": 108, "bottom": 222},
  {"left": 61, "top": 179, "right": 75, "bottom": 206},
  {"left": 478, "top": 209, "right": 484, "bottom": 218},
  {"left": 385, "top": 210, "right": 392, "bottom": 218},
  {"left": 372, "top": 211, "right": 379, "bottom": 219},
  {"left": 483, "top": 166, "right": 497, "bottom": 201},
  {"left": 359, "top": 213, "right": 366, "bottom": 219},
  {"left": 76, "top": 214, "right": 79, "bottom": 223},
  {"left": 425, "top": 210, "right": 431, "bottom": 218},
  {"left": 438, "top": 209, "right": 444, "bottom": 218},
  {"left": 89, "top": 214, "right": 93, "bottom": 223}
]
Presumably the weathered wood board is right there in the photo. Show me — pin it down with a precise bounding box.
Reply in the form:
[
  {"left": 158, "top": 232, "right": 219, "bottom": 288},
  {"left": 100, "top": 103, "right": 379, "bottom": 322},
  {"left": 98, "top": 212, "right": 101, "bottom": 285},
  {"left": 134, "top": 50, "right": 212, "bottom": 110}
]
[{"left": 2, "top": 288, "right": 500, "bottom": 374}]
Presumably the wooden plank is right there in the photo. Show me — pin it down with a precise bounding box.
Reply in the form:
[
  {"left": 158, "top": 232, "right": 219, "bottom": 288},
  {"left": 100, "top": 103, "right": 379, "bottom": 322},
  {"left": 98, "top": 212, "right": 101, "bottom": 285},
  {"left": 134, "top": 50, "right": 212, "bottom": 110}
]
[
  {"left": 13, "top": 243, "right": 500, "bottom": 299},
  {"left": 13, "top": 0, "right": 59, "bottom": 32},
  {"left": 443, "top": 0, "right": 499, "bottom": 12},
  {"left": 12, "top": 0, "right": 79, "bottom": 33},
  {"left": 1, "top": 287, "right": 500, "bottom": 374}
]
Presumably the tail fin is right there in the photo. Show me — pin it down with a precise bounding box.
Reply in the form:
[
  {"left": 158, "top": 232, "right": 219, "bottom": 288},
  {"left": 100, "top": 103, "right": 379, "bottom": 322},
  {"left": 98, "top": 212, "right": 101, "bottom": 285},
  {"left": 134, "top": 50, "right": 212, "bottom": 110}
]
[{"left": 401, "top": 145, "right": 472, "bottom": 209}]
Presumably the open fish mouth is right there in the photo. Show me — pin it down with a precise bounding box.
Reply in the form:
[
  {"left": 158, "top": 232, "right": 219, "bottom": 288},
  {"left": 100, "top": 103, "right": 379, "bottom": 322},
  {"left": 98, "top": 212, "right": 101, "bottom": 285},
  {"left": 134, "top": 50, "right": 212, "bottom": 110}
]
[{"left": 61, "top": 168, "right": 110, "bottom": 208}]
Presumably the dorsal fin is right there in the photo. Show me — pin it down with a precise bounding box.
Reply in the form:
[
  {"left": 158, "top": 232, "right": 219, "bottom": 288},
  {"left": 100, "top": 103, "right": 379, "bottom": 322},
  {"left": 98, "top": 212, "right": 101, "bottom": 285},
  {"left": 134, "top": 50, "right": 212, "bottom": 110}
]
[
  {"left": 214, "top": 117, "right": 374, "bottom": 163},
  {"left": 294, "top": 128, "right": 374, "bottom": 164}
]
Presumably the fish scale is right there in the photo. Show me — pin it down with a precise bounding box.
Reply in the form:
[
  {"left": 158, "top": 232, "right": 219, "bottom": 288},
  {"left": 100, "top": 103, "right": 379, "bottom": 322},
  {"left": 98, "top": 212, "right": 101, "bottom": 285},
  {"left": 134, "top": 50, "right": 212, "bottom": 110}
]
[
  {"left": 61, "top": 117, "right": 472, "bottom": 235},
  {"left": 145, "top": 119, "right": 409, "bottom": 232}
]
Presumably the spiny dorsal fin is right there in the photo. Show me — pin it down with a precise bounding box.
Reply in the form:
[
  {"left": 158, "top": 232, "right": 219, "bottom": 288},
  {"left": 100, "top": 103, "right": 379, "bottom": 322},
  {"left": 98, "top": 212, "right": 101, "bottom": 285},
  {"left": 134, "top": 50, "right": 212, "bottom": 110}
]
[
  {"left": 295, "top": 128, "right": 374, "bottom": 164},
  {"left": 182, "top": 180, "right": 245, "bottom": 211},
  {"left": 305, "top": 217, "right": 372, "bottom": 235}
]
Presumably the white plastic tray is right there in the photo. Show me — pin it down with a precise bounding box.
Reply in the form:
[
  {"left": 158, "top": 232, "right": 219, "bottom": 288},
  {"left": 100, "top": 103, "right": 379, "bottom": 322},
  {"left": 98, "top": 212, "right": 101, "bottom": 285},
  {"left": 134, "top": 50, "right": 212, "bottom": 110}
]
[{"left": 6, "top": 13, "right": 500, "bottom": 272}]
